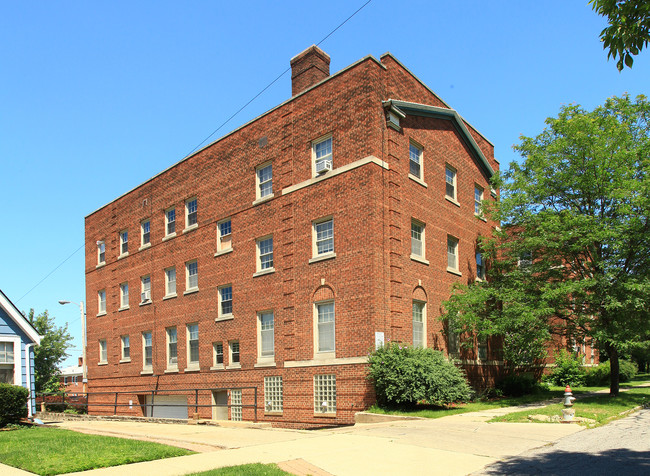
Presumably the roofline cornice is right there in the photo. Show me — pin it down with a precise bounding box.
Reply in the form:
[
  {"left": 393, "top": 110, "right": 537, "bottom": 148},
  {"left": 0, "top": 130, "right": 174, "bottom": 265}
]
[{"left": 0, "top": 289, "right": 42, "bottom": 344}]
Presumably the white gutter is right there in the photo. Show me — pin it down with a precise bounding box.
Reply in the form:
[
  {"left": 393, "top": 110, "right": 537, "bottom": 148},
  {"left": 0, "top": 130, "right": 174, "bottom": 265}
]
[{"left": 24, "top": 343, "right": 35, "bottom": 418}]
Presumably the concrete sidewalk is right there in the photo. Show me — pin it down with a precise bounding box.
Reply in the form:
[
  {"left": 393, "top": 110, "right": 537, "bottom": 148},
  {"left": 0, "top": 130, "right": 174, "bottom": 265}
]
[{"left": 26, "top": 402, "right": 583, "bottom": 476}]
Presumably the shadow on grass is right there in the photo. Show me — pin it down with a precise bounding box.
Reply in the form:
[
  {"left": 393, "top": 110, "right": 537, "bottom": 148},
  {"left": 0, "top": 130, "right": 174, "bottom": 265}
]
[{"left": 481, "top": 449, "right": 650, "bottom": 475}]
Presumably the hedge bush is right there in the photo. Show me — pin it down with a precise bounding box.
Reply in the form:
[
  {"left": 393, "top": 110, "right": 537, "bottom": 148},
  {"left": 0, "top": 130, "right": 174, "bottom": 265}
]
[
  {"left": 548, "top": 350, "right": 586, "bottom": 387},
  {"left": 0, "top": 383, "right": 29, "bottom": 427},
  {"left": 585, "top": 359, "right": 638, "bottom": 386},
  {"left": 367, "top": 343, "right": 472, "bottom": 407},
  {"left": 497, "top": 374, "right": 546, "bottom": 397}
]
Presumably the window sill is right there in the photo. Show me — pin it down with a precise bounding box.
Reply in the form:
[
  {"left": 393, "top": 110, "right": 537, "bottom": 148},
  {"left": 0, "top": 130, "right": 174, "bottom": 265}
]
[
  {"left": 265, "top": 411, "right": 283, "bottom": 417},
  {"left": 210, "top": 365, "right": 225, "bottom": 371},
  {"left": 226, "top": 363, "right": 241, "bottom": 370},
  {"left": 183, "top": 224, "right": 198, "bottom": 234},
  {"left": 118, "top": 252, "right": 129, "bottom": 260},
  {"left": 445, "top": 196, "right": 461, "bottom": 207},
  {"left": 314, "top": 351, "right": 335, "bottom": 361},
  {"left": 214, "top": 248, "right": 233, "bottom": 257},
  {"left": 164, "top": 368, "right": 178, "bottom": 374},
  {"left": 96, "top": 262, "right": 106, "bottom": 269},
  {"left": 139, "top": 243, "right": 151, "bottom": 251},
  {"left": 96, "top": 311, "right": 107, "bottom": 317},
  {"left": 309, "top": 252, "right": 336, "bottom": 264},
  {"left": 98, "top": 361, "right": 108, "bottom": 366},
  {"left": 313, "top": 413, "right": 337, "bottom": 418},
  {"left": 252, "top": 193, "right": 274, "bottom": 206},
  {"left": 410, "top": 254, "right": 429, "bottom": 265},
  {"left": 215, "top": 314, "right": 234, "bottom": 323},
  {"left": 253, "top": 267, "right": 275, "bottom": 278},
  {"left": 162, "top": 233, "right": 176, "bottom": 242},
  {"left": 408, "top": 174, "right": 428, "bottom": 188},
  {"left": 163, "top": 293, "right": 177, "bottom": 301},
  {"left": 184, "top": 288, "right": 199, "bottom": 296},
  {"left": 475, "top": 214, "right": 487, "bottom": 222},
  {"left": 118, "top": 306, "right": 130, "bottom": 312},
  {"left": 184, "top": 366, "right": 200, "bottom": 373},
  {"left": 254, "top": 360, "right": 276, "bottom": 368},
  {"left": 139, "top": 300, "right": 152, "bottom": 307},
  {"left": 119, "top": 358, "right": 131, "bottom": 364},
  {"left": 140, "top": 369, "right": 153, "bottom": 375},
  {"left": 447, "top": 267, "right": 462, "bottom": 276}
]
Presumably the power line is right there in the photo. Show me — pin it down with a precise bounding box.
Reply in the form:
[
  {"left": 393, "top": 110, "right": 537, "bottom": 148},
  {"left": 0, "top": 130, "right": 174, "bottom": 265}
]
[{"left": 185, "top": 0, "right": 373, "bottom": 157}]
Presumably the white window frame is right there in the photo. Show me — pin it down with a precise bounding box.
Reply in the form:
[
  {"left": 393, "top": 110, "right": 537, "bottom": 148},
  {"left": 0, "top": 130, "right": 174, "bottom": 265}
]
[
  {"left": 228, "top": 340, "right": 240, "bottom": 369},
  {"left": 447, "top": 235, "right": 459, "bottom": 273},
  {"left": 255, "top": 235, "right": 274, "bottom": 275},
  {"left": 140, "top": 275, "right": 151, "bottom": 304},
  {"left": 97, "top": 241, "right": 106, "bottom": 265},
  {"left": 264, "top": 376, "right": 283, "bottom": 413},
  {"left": 164, "top": 267, "right": 176, "bottom": 297},
  {"left": 99, "top": 339, "right": 107, "bottom": 364},
  {"left": 476, "top": 252, "right": 485, "bottom": 280},
  {"left": 409, "top": 141, "right": 423, "bottom": 180},
  {"left": 218, "top": 284, "right": 233, "bottom": 320},
  {"left": 311, "top": 217, "right": 334, "bottom": 261},
  {"left": 97, "top": 290, "right": 106, "bottom": 315},
  {"left": 410, "top": 219, "right": 427, "bottom": 263},
  {"left": 0, "top": 338, "right": 19, "bottom": 385},
  {"left": 474, "top": 185, "right": 484, "bottom": 216},
  {"left": 312, "top": 134, "right": 333, "bottom": 177},
  {"left": 186, "top": 323, "right": 199, "bottom": 369},
  {"left": 445, "top": 165, "right": 457, "bottom": 202},
  {"left": 212, "top": 342, "right": 224, "bottom": 369},
  {"left": 165, "top": 207, "right": 176, "bottom": 238},
  {"left": 119, "top": 230, "right": 128, "bottom": 256},
  {"left": 314, "top": 374, "right": 336, "bottom": 414},
  {"left": 119, "top": 282, "right": 129, "bottom": 309},
  {"left": 140, "top": 220, "right": 151, "bottom": 248},
  {"left": 121, "top": 335, "right": 130, "bottom": 361},
  {"left": 216, "top": 218, "right": 232, "bottom": 255},
  {"left": 255, "top": 162, "right": 273, "bottom": 201},
  {"left": 185, "top": 260, "right": 198, "bottom": 293},
  {"left": 314, "top": 301, "right": 335, "bottom": 356},
  {"left": 184, "top": 197, "right": 198, "bottom": 231},
  {"left": 412, "top": 300, "right": 426, "bottom": 348},
  {"left": 257, "top": 311, "right": 274, "bottom": 362},
  {"left": 142, "top": 331, "right": 153, "bottom": 372},
  {"left": 166, "top": 327, "right": 178, "bottom": 369}
]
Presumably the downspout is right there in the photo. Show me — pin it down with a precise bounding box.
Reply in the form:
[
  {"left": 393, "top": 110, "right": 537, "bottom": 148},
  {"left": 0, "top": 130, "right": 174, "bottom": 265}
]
[{"left": 24, "top": 343, "right": 35, "bottom": 418}]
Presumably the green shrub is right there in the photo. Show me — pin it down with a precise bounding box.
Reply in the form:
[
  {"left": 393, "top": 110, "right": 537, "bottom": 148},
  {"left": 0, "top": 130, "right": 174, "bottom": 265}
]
[
  {"left": 548, "top": 350, "right": 586, "bottom": 387},
  {"left": 0, "top": 383, "right": 29, "bottom": 427},
  {"left": 585, "top": 359, "right": 638, "bottom": 386},
  {"left": 497, "top": 374, "right": 545, "bottom": 397},
  {"left": 367, "top": 343, "right": 472, "bottom": 407}
]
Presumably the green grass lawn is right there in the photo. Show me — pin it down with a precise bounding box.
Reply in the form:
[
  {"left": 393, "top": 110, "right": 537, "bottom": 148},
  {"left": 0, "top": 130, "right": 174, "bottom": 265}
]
[
  {"left": 186, "top": 463, "right": 290, "bottom": 475},
  {"left": 489, "top": 386, "right": 650, "bottom": 427},
  {"left": 0, "top": 426, "right": 194, "bottom": 475}
]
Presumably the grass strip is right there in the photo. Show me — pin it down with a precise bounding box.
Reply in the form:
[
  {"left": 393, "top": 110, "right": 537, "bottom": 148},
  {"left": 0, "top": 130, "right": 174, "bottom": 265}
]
[
  {"left": 0, "top": 426, "right": 193, "bottom": 475},
  {"left": 187, "top": 463, "right": 290, "bottom": 475}
]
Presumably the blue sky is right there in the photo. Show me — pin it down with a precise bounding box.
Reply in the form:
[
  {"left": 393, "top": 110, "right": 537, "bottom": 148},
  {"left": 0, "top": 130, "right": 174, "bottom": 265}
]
[{"left": 1, "top": 1, "right": 648, "bottom": 367}]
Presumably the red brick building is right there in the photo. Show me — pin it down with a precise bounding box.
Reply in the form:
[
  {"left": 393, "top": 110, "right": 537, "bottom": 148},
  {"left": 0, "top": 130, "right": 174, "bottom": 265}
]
[{"left": 84, "top": 46, "right": 499, "bottom": 427}]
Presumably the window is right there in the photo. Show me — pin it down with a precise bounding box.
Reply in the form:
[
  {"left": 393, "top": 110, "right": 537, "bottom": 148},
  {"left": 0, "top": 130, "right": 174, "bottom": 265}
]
[
  {"left": 314, "top": 374, "right": 336, "bottom": 414},
  {"left": 167, "top": 327, "right": 177, "bottom": 367},
  {"left": 97, "top": 241, "right": 105, "bottom": 264},
  {"left": 185, "top": 198, "right": 197, "bottom": 229},
  {"left": 119, "top": 282, "right": 129, "bottom": 309},
  {"left": 256, "top": 163, "right": 273, "bottom": 200},
  {"left": 313, "top": 218, "right": 334, "bottom": 257},
  {"left": 186, "top": 260, "right": 198, "bottom": 291},
  {"left": 213, "top": 342, "right": 224, "bottom": 366},
  {"left": 518, "top": 251, "right": 533, "bottom": 270},
  {"left": 119, "top": 230, "right": 128, "bottom": 255},
  {"left": 141, "top": 275, "right": 151, "bottom": 303},
  {"left": 258, "top": 311, "right": 274, "bottom": 359},
  {"left": 98, "top": 290, "right": 106, "bottom": 314},
  {"left": 476, "top": 252, "right": 485, "bottom": 280},
  {"left": 0, "top": 342, "right": 15, "bottom": 384},
  {"left": 187, "top": 324, "right": 199, "bottom": 367},
  {"left": 216, "top": 218, "right": 232, "bottom": 254},
  {"left": 411, "top": 220, "right": 425, "bottom": 259},
  {"left": 143, "top": 332, "right": 153, "bottom": 370},
  {"left": 409, "top": 142, "right": 422, "bottom": 179},
  {"left": 448, "top": 328, "right": 460, "bottom": 356},
  {"left": 219, "top": 285, "right": 233, "bottom": 317},
  {"left": 231, "top": 389, "right": 242, "bottom": 421},
  {"left": 165, "top": 208, "right": 176, "bottom": 236},
  {"left": 141, "top": 220, "right": 151, "bottom": 247},
  {"left": 478, "top": 339, "right": 488, "bottom": 361},
  {"left": 447, "top": 235, "right": 459, "bottom": 271},
  {"left": 121, "top": 335, "right": 130, "bottom": 360},
  {"left": 316, "top": 302, "right": 335, "bottom": 353},
  {"left": 474, "top": 185, "right": 484, "bottom": 216},
  {"left": 412, "top": 301, "right": 425, "bottom": 348},
  {"left": 164, "top": 267, "right": 176, "bottom": 296},
  {"left": 445, "top": 166, "right": 457, "bottom": 200},
  {"left": 229, "top": 341, "right": 240, "bottom": 367},
  {"left": 264, "top": 376, "right": 283, "bottom": 413},
  {"left": 257, "top": 236, "right": 274, "bottom": 272},
  {"left": 313, "top": 135, "right": 333, "bottom": 175},
  {"left": 99, "top": 339, "right": 107, "bottom": 364}
]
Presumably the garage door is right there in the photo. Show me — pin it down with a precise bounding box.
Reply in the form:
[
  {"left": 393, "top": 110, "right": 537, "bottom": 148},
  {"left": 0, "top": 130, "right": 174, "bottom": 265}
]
[{"left": 145, "top": 395, "right": 188, "bottom": 419}]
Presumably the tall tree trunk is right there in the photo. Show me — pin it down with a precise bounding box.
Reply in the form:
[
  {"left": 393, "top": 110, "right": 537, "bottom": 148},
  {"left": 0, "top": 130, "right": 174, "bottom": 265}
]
[{"left": 607, "top": 344, "right": 620, "bottom": 396}]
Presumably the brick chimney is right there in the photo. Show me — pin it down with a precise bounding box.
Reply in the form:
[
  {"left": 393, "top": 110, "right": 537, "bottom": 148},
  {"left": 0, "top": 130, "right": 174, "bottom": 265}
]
[{"left": 290, "top": 45, "right": 330, "bottom": 96}]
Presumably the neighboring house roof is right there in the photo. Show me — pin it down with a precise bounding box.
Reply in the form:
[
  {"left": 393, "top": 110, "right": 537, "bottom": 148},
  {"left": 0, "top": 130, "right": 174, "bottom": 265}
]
[
  {"left": 60, "top": 365, "right": 83, "bottom": 377},
  {"left": 0, "top": 289, "right": 42, "bottom": 344}
]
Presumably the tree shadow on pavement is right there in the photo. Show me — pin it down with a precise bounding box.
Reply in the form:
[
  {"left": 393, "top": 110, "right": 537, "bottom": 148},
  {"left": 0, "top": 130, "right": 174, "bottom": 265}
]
[{"left": 480, "top": 449, "right": 650, "bottom": 475}]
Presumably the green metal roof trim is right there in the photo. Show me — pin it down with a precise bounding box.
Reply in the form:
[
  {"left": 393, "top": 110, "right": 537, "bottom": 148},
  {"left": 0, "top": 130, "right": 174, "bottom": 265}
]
[{"left": 383, "top": 99, "right": 495, "bottom": 178}]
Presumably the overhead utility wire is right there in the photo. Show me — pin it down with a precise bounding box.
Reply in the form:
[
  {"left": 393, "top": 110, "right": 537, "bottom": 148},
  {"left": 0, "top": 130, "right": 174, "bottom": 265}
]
[{"left": 185, "top": 0, "right": 373, "bottom": 157}]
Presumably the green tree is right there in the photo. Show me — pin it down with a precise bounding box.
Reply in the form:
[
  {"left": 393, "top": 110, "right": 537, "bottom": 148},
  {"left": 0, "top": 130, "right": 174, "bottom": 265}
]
[
  {"left": 27, "top": 309, "right": 73, "bottom": 393},
  {"left": 590, "top": 0, "right": 650, "bottom": 71},
  {"left": 443, "top": 94, "right": 650, "bottom": 396}
]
